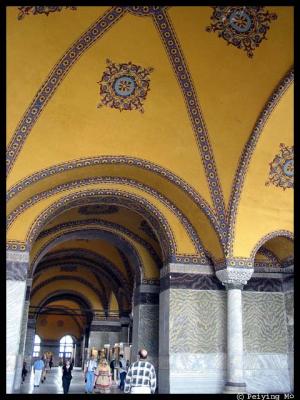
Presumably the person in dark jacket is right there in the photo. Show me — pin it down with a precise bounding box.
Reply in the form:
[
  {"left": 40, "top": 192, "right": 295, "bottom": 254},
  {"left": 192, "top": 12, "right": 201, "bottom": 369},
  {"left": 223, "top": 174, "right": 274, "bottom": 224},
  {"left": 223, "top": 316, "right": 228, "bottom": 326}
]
[
  {"left": 21, "top": 361, "right": 28, "bottom": 383},
  {"left": 49, "top": 356, "right": 53, "bottom": 370},
  {"left": 62, "top": 360, "right": 73, "bottom": 394}
]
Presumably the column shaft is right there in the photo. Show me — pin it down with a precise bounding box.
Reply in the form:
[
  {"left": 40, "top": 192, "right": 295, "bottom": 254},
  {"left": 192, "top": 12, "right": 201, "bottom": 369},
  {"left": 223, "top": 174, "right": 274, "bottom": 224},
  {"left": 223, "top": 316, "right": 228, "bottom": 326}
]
[{"left": 226, "top": 287, "right": 245, "bottom": 386}]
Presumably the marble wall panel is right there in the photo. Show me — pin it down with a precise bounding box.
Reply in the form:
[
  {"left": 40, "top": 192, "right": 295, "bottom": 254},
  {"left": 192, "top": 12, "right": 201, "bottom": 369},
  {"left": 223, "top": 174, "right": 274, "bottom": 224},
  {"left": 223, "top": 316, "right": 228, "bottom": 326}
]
[
  {"left": 169, "top": 289, "right": 226, "bottom": 353},
  {"left": 169, "top": 353, "right": 226, "bottom": 393},
  {"left": 243, "top": 292, "right": 287, "bottom": 353},
  {"left": 244, "top": 353, "right": 291, "bottom": 393}
]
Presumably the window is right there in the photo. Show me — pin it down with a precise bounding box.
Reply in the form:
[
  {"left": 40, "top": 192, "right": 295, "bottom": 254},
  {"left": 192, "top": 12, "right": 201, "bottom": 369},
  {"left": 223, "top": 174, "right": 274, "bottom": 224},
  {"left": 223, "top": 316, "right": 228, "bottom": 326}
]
[
  {"left": 33, "top": 334, "right": 41, "bottom": 357},
  {"left": 59, "top": 335, "right": 73, "bottom": 359}
]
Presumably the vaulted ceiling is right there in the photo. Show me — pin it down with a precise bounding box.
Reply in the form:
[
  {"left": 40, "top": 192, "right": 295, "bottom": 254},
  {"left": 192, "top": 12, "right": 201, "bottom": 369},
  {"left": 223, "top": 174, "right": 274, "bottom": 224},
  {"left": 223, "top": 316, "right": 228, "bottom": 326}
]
[{"left": 7, "top": 6, "right": 293, "bottom": 340}]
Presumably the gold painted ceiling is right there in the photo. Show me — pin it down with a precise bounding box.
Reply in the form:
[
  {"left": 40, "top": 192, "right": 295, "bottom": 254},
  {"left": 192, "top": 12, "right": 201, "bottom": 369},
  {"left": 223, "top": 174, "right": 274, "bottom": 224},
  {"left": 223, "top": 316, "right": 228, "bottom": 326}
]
[{"left": 7, "top": 6, "right": 293, "bottom": 340}]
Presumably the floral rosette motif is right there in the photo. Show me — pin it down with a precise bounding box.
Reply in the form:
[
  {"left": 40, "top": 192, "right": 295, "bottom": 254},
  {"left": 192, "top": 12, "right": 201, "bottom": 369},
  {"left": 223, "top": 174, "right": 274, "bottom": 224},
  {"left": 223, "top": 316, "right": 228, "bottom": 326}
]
[
  {"left": 206, "top": 6, "right": 277, "bottom": 58},
  {"left": 98, "top": 59, "right": 153, "bottom": 113},
  {"left": 266, "top": 143, "right": 294, "bottom": 190}
]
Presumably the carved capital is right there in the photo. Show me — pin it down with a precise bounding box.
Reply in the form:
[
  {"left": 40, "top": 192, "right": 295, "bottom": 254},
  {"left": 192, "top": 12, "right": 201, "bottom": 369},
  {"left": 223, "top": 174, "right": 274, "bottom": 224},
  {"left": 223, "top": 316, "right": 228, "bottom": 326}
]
[{"left": 216, "top": 267, "right": 254, "bottom": 287}]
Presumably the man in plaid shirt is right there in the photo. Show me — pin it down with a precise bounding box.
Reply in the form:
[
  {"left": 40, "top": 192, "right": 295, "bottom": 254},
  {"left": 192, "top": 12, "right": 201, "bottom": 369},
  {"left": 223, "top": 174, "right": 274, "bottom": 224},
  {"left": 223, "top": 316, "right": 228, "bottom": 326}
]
[{"left": 124, "top": 349, "right": 156, "bottom": 394}]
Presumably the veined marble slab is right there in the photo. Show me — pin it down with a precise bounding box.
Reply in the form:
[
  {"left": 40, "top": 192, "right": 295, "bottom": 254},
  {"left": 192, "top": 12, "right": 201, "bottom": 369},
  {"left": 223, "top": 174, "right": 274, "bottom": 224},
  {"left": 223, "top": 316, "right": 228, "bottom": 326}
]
[{"left": 244, "top": 353, "right": 291, "bottom": 393}]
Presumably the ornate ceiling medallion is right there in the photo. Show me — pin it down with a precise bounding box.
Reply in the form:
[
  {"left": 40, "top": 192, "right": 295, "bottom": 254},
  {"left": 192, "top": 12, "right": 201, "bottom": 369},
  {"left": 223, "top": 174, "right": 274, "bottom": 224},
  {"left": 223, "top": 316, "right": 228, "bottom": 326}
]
[
  {"left": 97, "top": 59, "right": 153, "bottom": 113},
  {"left": 266, "top": 144, "right": 294, "bottom": 190},
  {"left": 18, "top": 6, "right": 77, "bottom": 20},
  {"left": 206, "top": 6, "right": 277, "bottom": 58}
]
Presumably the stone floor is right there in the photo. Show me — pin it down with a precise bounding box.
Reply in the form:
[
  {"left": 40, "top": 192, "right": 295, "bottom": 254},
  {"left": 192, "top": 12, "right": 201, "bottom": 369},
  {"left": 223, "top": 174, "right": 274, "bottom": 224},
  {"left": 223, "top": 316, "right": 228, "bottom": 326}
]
[{"left": 19, "top": 366, "right": 123, "bottom": 394}]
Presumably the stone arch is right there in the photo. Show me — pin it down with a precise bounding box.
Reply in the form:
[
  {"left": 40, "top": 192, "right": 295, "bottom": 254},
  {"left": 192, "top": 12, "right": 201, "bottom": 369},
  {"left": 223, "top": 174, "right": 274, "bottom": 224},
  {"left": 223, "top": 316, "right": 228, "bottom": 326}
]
[
  {"left": 250, "top": 230, "right": 294, "bottom": 261},
  {"left": 31, "top": 228, "right": 146, "bottom": 284},
  {"left": 26, "top": 190, "right": 178, "bottom": 261}
]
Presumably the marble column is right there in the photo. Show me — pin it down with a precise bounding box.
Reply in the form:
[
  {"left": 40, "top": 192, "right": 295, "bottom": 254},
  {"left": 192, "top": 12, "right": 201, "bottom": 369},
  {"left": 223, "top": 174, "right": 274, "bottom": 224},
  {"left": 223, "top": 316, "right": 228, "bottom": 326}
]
[
  {"left": 216, "top": 267, "right": 253, "bottom": 393},
  {"left": 6, "top": 250, "right": 29, "bottom": 394},
  {"left": 132, "top": 283, "right": 159, "bottom": 368}
]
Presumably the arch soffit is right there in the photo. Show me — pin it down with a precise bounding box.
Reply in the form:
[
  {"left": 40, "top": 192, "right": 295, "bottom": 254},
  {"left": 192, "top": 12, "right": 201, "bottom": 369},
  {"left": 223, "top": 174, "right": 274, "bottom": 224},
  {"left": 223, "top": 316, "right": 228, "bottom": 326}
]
[
  {"left": 25, "top": 190, "right": 179, "bottom": 259},
  {"left": 31, "top": 274, "right": 107, "bottom": 309},
  {"left": 7, "top": 176, "right": 214, "bottom": 260},
  {"left": 227, "top": 68, "right": 294, "bottom": 257},
  {"left": 30, "top": 276, "right": 105, "bottom": 311},
  {"left": 34, "top": 248, "right": 133, "bottom": 309},
  {"left": 36, "top": 248, "right": 131, "bottom": 293},
  {"left": 250, "top": 230, "right": 294, "bottom": 261},
  {"left": 31, "top": 229, "right": 145, "bottom": 283},
  {"left": 7, "top": 160, "right": 222, "bottom": 249},
  {"left": 32, "top": 222, "right": 160, "bottom": 273}
]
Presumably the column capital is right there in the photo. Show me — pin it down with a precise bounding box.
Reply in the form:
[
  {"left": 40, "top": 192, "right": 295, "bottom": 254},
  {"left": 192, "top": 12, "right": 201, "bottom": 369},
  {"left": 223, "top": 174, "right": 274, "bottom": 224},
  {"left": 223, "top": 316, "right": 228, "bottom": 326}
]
[{"left": 216, "top": 267, "right": 254, "bottom": 287}]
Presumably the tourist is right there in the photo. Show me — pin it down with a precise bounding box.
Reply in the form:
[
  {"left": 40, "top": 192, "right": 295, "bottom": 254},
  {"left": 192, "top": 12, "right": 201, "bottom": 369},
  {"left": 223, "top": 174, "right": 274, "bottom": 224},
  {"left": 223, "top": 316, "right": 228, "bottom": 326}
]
[
  {"left": 33, "top": 356, "right": 45, "bottom": 387},
  {"left": 62, "top": 359, "right": 73, "bottom": 394},
  {"left": 94, "top": 358, "right": 112, "bottom": 393},
  {"left": 124, "top": 349, "right": 156, "bottom": 394},
  {"left": 84, "top": 354, "right": 98, "bottom": 394},
  {"left": 21, "top": 361, "right": 28, "bottom": 383},
  {"left": 49, "top": 356, "right": 53, "bottom": 370},
  {"left": 41, "top": 355, "right": 48, "bottom": 383},
  {"left": 110, "top": 358, "right": 115, "bottom": 380},
  {"left": 118, "top": 354, "right": 127, "bottom": 391}
]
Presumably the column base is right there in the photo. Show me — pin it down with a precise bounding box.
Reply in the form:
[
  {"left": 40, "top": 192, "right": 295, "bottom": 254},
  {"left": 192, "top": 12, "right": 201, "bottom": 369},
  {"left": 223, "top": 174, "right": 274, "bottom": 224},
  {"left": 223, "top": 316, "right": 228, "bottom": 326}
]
[{"left": 224, "top": 382, "right": 247, "bottom": 393}]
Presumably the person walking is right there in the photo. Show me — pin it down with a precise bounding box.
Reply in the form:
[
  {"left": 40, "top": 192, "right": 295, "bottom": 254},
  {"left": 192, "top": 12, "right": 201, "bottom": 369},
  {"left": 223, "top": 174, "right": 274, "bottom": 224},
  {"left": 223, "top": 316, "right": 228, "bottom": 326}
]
[
  {"left": 124, "top": 349, "right": 156, "bottom": 394},
  {"left": 118, "top": 354, "right": 127, "bottom": 391},
  {"left": 84, "top": 355, "right": 98, "bottom": 394},
  {"left": 33, "top": 356, "right": 45, "bottom": 387},
  {"left": 41, "top": 355, "right": 48, "bottom": 383},
  {"left": 94, "top": 358, "right": 112, "bottom": 393},
  {"left": 21, "top": 361, "right": 28, "bottom": 383},
  {"left": 110, "top": 358, "right": 115, "bottom": 381},
  {"left": 49, "top": 356, "right": 53, "bottom": 370},
  {"left": 62, "top": 360, "right": 73, "bottom": 394}
]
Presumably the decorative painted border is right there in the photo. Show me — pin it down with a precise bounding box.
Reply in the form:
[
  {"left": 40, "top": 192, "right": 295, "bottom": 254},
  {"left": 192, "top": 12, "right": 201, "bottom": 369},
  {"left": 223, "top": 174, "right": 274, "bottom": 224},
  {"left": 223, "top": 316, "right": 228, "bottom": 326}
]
[
  {"left": 7, "top": 156, "right": 222, "bottom": 248},
  {"left": 127, "top": 6, "right": 168, "bottom": 17},
  {"left": 26, "top": 189, "right": 177, "bottom": 261},
  {"left": 7, "top": 6, "right": 126, "bottom": 175},
  {"left": 6, "top": 241, "right": 27, "bottom": 252},
  {"left": 153, "top": 9, "right": 227, "bottom": 237},
  {"left": 250, "top": 230, "right": 294, "bottom": 260},
  {"left": 31, "top": 229, "right": 144, "bottom": 285},
  {"left": 7, "top": 176, "right": 207, "bottom": 259},
  {"left": 227, "top": 68, "right": 294, "bottom": 256},
  {"left": 168, "top": 254, "right": 212, "bottom": 265},
  {"left": 35, "top": 219, "right": 163, "bottom": 269}
]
